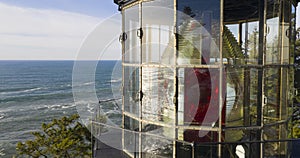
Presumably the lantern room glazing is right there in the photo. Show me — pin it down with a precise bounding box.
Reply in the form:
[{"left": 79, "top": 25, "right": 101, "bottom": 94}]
[{"left": 112, "top": 0, "right": 298, "bottom": 157}]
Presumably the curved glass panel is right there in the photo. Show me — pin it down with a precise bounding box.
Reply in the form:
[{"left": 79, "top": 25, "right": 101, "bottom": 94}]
[
  {"left": 123, "top": 116, "right": 139, "bottom": 156},
  {"left": 124, "top": 4, "right": 140, "bottom": 64},
  {"left": 123, "top": 66, "right": 140, "bottom": 116},
  {"left": 142, "top": 0, "right": 175, "bottom": 65},
  {"left": 141, "top": 67, "right": 175, "bottom": 125},
  {"left": 141, "top": 124, "right": 174, "bottom": 158},
  {"left": 118, "top": 0, "right": 297, "bottom": 158},
  {"left": 177, "top": 0, "right": 220, "bottom": 65},
  {"left": 266, "top": 0, "right": 280, "bottom": 65}
]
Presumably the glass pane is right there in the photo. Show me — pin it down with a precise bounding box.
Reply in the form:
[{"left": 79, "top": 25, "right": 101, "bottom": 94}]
[
  {"left": 224, "top": 129, "right": 261, "bottom": 157},
  {"left": 142, "top": 0, "right": 175, "bottom": 65},
  {"left": 124, "top": 4, "right": 140, "bottom": 64},
  {"left": 264, "top": 68, "right": 280, "bottom": 124},
  {"left": 222, "top": 143, "right": 246, "bottom": 158},
  {"left": 264, "top": 124, "right": 289, "bottom": 141},
  {"left": 223, "top": 24, "right": 244, "bottom": 66},
  {"left": 249, "top": 68, "right": 259, "bottom": 126},
  {"left": 265, "top": 0, "right": 280, "bottom": 65},
  {"left": 290, "top": 2, "right": 296, "bottom": 63},
  {"left": 141, "top": 67, "right": 174, "bottom": 124},
  {"left": 194, "top": 143, "right": 219, "bottom": 157},
  {"left": 264, "top": 142, "right": 288, "bottom": 157},
  {"left": 124, "top": 66, "right": 140, "bottom": 116},
  {"left": 292, "top": 1, "right": 300, "bottom": 141},
  {"left": 225, "top": 24, "right": 239, "bottom": 40},
  {"left": 124, "top": 116, "right": 139, "bottom": 156},
  {"left": 264, "top": 124, "right": 289, "bottom": 157},
  {"left": 124, "top": 115, "right": 139, "bottom": 131},
  {"left": 225, "top": 67, "right": 283, "bottom": 127},
  {"left": 178, "top": 68, "right": 221, "bottom": 126},
  {"left": 280, "top": 0, "right": 292, "bottom": 64},
  {"left": 176, "top": 142, "right": 193, "bottom": 157},
  {"left": 177, "top": 68, "right": 224, "bottom": 143},
  {"left": 242, "top": 21, "right": 259, "bottom": 65},
  {"left": 226, "top": 66, "right": 244, "bottom": 127},
  {"left": 177, "top": 0, "right": 220, "bottom": 65},
  {"left": 141, "top": 124, "right": 174, "bottom": 157},
  {"left": 98, "top": 101, "right": 122, "bottom": 126},
  {"left": 278, "top": 67, "right": 291, "bottom": 122}
]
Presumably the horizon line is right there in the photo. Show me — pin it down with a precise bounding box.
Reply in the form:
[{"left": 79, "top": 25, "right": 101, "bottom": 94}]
[{"left": 0, "top": 59, "right": 120, "bottom": 61}]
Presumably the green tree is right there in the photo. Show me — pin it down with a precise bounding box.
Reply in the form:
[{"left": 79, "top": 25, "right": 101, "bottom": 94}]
[
  {"left": 293, "top": 27, "right": 300, "bottom": 138},
  {"left": 16, "top": 114, "right": 91, "bottom": 158}
]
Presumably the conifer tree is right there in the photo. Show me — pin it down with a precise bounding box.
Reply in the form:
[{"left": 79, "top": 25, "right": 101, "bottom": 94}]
[{"left": 16, "top": 114, "right": 91, "bottom": 158}]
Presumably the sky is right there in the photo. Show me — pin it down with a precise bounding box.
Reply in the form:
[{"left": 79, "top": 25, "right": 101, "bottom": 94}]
[
  {"left": 0, "top": 1, "right": 299, "bottom": 60},
  {"left": 0, "top": 0, "right": 119, "bottom": 60}
]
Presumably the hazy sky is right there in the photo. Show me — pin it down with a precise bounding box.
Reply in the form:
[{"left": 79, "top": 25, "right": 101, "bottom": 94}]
[
  {"left": 0, "top": 0, "right": 119, "bottom": 60},
  {"left": 0, "top": 1, "right": 299, "bottom": 60}
]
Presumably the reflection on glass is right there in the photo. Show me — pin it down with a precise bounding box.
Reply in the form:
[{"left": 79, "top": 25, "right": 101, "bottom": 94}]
[
  {"left": 142, "top": 67, "right": 174, "bottom": 124},
  {"left": 281, "top": 0, "right": 292, "bottom": 64},
  {"left": 249, "top": 68, "right": 258, "bottom": 126},
  {"left": 224, "top": 129, "right": 261, "bottom": 157},
  {"left": 142, "top": 0, "right": 175, "bottom": 65},
  {"left": 266, "top": 0, "right": 280, "bottom": 64},
  {"left": 177, "top": 68, "right": 224, "bottom": 143},
  {"left": 243, "top": 22, "right": 259, "bottom": 65},
  {"left": 223, "top": 24, "right": 246, "bottom": 130},
  {"left": 177, "top": 0, "right": 220, "bottom": 65},
  {"left": 141, "top": 124, "right": 174, "bottom": 157},
  {"left": 124, "top": 116, "right": 139, "bottom": 156},
  {"left": 225, "top": 66, "right": 244, "bottom": 127},
  {"left": 266, "top": 18, "right": 280, "bottom": 64},
  {"left": 124, "top": 66, "right": 140, "bottom": 116},
  {"left": 124, "top": 5, "right": 140, "bottom": 64},
  {"left": 264, "top": 68, "right": 280, "bottom": 124},
  {"left": 264, "top": 124, "right": 288, "bottom": 157},
  {"left": 118, "top": 0, "right": 296, "bottom": 157}
]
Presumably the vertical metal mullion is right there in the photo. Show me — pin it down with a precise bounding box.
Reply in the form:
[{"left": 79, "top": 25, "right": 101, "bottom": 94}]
[
  {"left": 173, "top": 0, "right": 178, "bottom": 157},
  {"left": 262, "top": 0, "right": 267, "bottom": 156},
  {"left": 279, "top": 0, "right": 285, "bottom": 154},
  {"left": 218, "top": 0, "right": 224, "bottom": 157},
  {"left": 138, "top": 2, "right": 143, "bottom": 158},
  {"left": 257, "top": 0, "right": 267, "bottom": 157},
  {"left": 279, "top": 0, "right": 291, "bottom": 154},
  {"left": 238, "top": 22, "right": 243, "bottom": 45},
  {"left": 243, "top": 19, "right": 253, "bottom": 158},
  {"left": 121, "top": 8, "right": 125, "bottom": 156},
  {"left": 291, "top": 2, "right": 297, "bottom": 142},
  {"left": 243, "top": 21, "right": 251, "bottom": 129}
]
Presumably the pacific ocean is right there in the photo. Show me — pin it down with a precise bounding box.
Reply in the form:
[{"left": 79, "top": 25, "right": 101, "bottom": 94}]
[{"left": 0, "top": 60, "right": 121, "bottom": 157}]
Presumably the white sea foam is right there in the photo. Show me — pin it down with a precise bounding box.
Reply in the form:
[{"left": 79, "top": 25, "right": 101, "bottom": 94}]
[
  {"left": 32, "top": 104, "right": 61, "bottom": 110},
  {"left": 0, "top": 87, "right": 43, "bottom": 95},
  {"left": 83, "top": 82, "right": 94, "bottom": 85},
  {"left": 72, "top": 82, "right": 95, "bottom": 88},
  {"left": 0, "top": 148, "right": 5, "bottom": 156},
  {"left": 22, "top": 87, "right": 42, "bottom": 92},
  {"left": 110, "top": 78, "right": 122, "bottom": 83},
  {"left": 59, "top": 84, "right": 71, "bottom": 88},
  {"left": 62, "top": 104, "right": 76, "bottom": 109},
  {"left": 49, "top": 104, "right": 62, "bottom": 108},
  {"left": 0, "top": 114, "right": 5, "bottom": 120}
]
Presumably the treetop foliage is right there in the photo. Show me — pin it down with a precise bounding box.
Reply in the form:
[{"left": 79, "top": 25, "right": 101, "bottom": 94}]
[{"left": 16, "top": 114, "right": 91, "bottom": 158}]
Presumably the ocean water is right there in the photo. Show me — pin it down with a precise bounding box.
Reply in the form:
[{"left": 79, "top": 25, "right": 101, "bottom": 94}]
[{"left": 0, "top": 60, "right": 120, "bottom": 157}]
